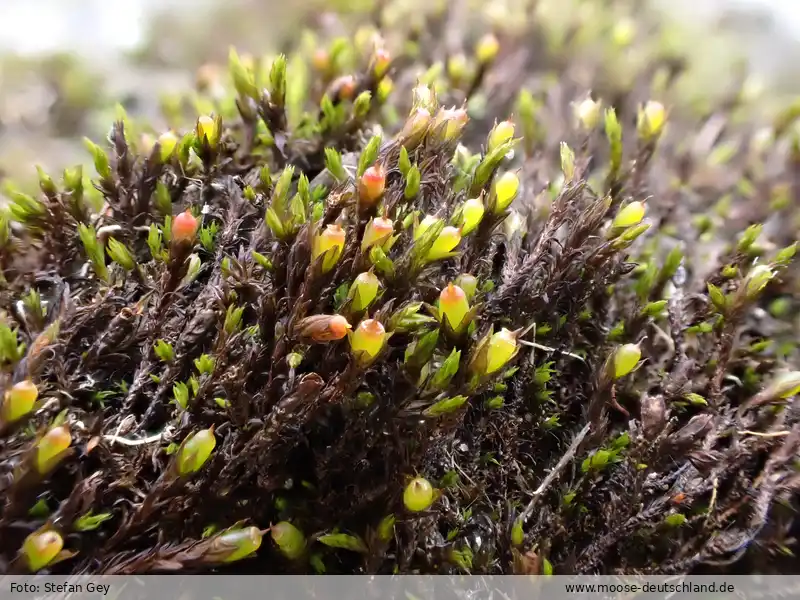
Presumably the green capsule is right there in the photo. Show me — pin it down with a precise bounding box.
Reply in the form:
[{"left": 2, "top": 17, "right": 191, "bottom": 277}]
[
  {"left": 403, "top": 477, "right": 435, "bottom": 512},
  {"left": 22, "top": 530, "right": 63, "bottom": 572},
  {"left": 612, "top": 344, "right": 641, "bottom": 379},
  {"left": 271, "top": 521, "right": 306, "bottom": 560},
  {"left": 220, "top": 527, "right": 263, "bottom": 563},
  {"left": 1, "top": 380, "right": 38, "bottom": 424},
  {"left": 36, "top": 426, "right": 72, "bottom": 475},
  {"left": 176, "top": 427, "right": 216, "bottom": 476}
]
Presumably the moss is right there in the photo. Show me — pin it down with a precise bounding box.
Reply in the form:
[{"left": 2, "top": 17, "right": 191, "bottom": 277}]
[{"left": 0, "top": 0, "right": 798, "bottom": 577}]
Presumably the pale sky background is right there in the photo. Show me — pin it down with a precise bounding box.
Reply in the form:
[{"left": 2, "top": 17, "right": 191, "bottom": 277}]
[{"left": 0, "top": 0, "right": 798, "bottom": 56}]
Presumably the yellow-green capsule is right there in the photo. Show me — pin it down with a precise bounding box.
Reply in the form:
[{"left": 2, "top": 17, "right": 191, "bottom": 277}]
[
  {"left": 744, "top": 265, "right": 774, "bottom": 299},
  {"left": 1, "top": 380, "right": 38, "bottom": 424},
  {"left": 492, "top": 171, "right": 519, "bottom": 214},
  {"left": 439, "top": 283, "right": 470, "bottom": 333},
  {"left": 475, "top": 33, "right": 500, "bottom": 64},
  {"left": 485, "top": 328, "right": 517, "bottom": 374},
  {"left": 427, "top": 226, "right": 462, "bottom": 261},
  {"left": 454, "top": 274, "right": 478, "bottom": 300},
  {"left": 575, "top": 97, "right": 602, "bottom": 130},
  {"left": 637, "top": 101, "right": 666, "bottom": 140},
  {"left": 349, "top": 272, "right": 380, "bottom": 312},
  {"left": 196, "top": 115, "right": 220, "bottom": 148},
  {"left": 158, "top": 131, "right": 178, "bottom": 162},
  {"left": 459, "top": 197, "right": 485, "bottom": 235},
  {"left": 431, "top": 107, "right": 468, "bottom": 142},
  {"left": 176, "top": 427, "right": 216, "bottom": 476},
  {"left": 361, "top": 217, "right": 394, "bottom": 252},
  {"left": 36, "top": 425, "right": 72, "bottom": 475},
  {"left": 487, "top": 120, "right": 515, "bottom": 152},
  {"left": 447, "top": 53, "right": 468, "bottom": 83},
  {"left": 22, "top": 530, "right": 63, "bottom": 572},
  {"left": 312, "top": 224, "right": 346, "bottom": 273},
  {"left": 220, "top": 526, "right": 263, "bottom": 562},
  {"left": 414, "top": 215, "right": 441, "bottom": 241},
  {"left": 271, "top": 521, "right": 306, "bottom": 560},
  {"left": 612, "top": 17, "right": 636, "bottom": 47},
  {"left": 403, "top": 477, "right": 435, "bottom": 512},
  {"left": 612, "top": 201, "right": 646, "bottom": 230},
  {"left": 350, "top": 319, "right": 387, "bottom": 362},
  {"left": 612, "top": 344, "right": 641, "bottom": 379}
]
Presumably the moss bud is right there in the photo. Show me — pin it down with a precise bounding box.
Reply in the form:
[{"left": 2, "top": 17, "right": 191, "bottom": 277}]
[
  {"left": 196, "top": 115, "right": 220, "bottom": 148},
  {"left": 612, "top": 344, "right": 642, "bottom": 379},
  {"left": 177, "top": 427, "right": 216, "bottom": 476},
  {"left": 21, "top": 530, "right": 63, "bottom": 572},
  {"left": 271, "top": 521, "right": 306, "bottom": 560},
  {"left": 311, "top": 48, "right": 330, "bottom": 73},
  {"left": 36, "top": 425, "right": 72, "bottom": 475},
  {"left": 459, "top": 197, "right": 485, "bottom": 235},
  {"left": 350, "top": 319, "right": 387, "bottom": 364},
  {"left": 372, "top": 48, "right": 391, "bottom": 78},
  {"left": 637, "top": 101, "right": 667, "bottom": 141},
  {"left": 220, "top": 526, "right": 263, "bottom": 563},
  {"left": 492, "top": 171, "right": 519, "bottom": 214},
  {"left": 312, "top": 224, "right": 346, "bottom": 273},
  {"left": 358, "top": 164, "right": 387, "bottom": 207},
  {"left": 403, "top": 477, "right": 435, "bottom": 512},
  {"left": 172, "top": 210, "right": 199, "bottom": 244},
  {"left": 400, "top": 108, "right": 432, "bottom": 147},
  {"left": 158, "top": 131, "right": 178, "bottom": 163},
  {"left": 744, "top": 265, "right": 775, "bottom": 300},
  {"left": 611, "top": 201, "right": 646, "bottom": 230},
  {"left": 414, "top": 215, "right": 442, "bottom": 241},
  {"left": 349, "top": 272, "right": 380, "bottom": 312},
  {"left": 107, "top": 238, "right": 136, "bottom": 272},
  {"left": 2, "top": 380, "right": 38, "bottom": 424},
  {"left": 439, "top": 283, "right": 471, "bottom": 333},
  {"left": 488, "top": 120, "right": 515, "bottom": 152},
  {"left": 181, "top": 254, "right": 202, "bottom": 287},
  {"left": 575, "top": 97, "right": 602, "bottom": 130},
  {"left": 361, "top": 217, "right": 394, "bottom": 252},
  {"left": 432, "top": 107, "right": 468, "bottom": 142},
  {"left": 454, "top": 274, "right": 478, "bottom": 300},
  {"left": 297, "top": 315, "right": 352, "bottom": 342},
  {"left": 475, "top": 33, "right": 500, "bottom": 64},
  {"left": 485, "top": 328, "right": 517, "bottom": 374},
  {"left": 377, "top": 514, "right": 396, "bottom": 542},
  {"left": 427, "top": 226, "right": 462, "bottom": 261}
]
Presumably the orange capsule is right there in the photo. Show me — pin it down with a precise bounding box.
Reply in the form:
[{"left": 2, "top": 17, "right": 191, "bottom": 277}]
[
  {"left": 358, "top": 164, "right": 386, "bottom": 206},
  {"left": 172, "top": 210, "right": 199, "bottom": 244},
  {"left": 312, "top": 48, "right": 330, "bottom": 72},
  {"left": 295, "top": 315, "right": 352, "bottom": 342},
  {"left": 329, "top": 75, "right": 357, "bottom": 101}
]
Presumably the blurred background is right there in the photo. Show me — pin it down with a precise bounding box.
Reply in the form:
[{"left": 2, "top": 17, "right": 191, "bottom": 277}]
[{"left": 0, "top": 0, "right": 799, "bottom": 181}]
